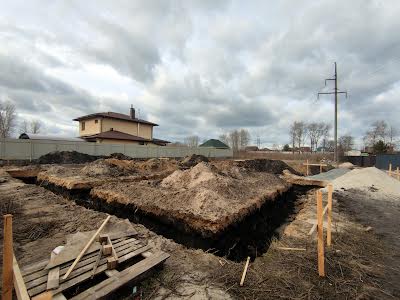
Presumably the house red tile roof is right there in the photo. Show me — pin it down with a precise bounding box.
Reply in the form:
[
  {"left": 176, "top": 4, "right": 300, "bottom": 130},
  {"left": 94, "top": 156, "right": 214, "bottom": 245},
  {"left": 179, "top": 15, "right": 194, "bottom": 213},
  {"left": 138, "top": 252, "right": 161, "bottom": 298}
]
[
  {"left": 73, "top": 112, "right": 158, "bottom": 126},
  {"left": 82, "top": 130, "right": 170, "bottom": 144}
]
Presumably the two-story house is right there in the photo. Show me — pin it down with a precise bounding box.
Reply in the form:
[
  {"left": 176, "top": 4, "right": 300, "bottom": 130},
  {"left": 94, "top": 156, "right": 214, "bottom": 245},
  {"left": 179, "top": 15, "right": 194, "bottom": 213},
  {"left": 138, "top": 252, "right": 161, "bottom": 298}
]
[{"left": 73, "top": 107, "right": 170, "bottom": 146}]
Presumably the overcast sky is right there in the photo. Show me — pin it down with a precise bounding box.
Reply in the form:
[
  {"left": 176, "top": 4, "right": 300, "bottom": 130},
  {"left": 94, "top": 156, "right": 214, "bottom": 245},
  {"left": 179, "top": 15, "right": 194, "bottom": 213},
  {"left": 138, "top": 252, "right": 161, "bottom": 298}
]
[{"left": 1, "top": 0, "right": 399, "bottom": 148}]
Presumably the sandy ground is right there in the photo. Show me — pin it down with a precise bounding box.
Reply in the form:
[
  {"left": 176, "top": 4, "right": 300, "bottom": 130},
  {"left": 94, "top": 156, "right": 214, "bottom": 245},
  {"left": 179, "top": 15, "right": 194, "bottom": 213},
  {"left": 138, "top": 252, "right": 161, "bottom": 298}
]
[{"left": 1, "top": 163, "right": 399, "bottom": 299}]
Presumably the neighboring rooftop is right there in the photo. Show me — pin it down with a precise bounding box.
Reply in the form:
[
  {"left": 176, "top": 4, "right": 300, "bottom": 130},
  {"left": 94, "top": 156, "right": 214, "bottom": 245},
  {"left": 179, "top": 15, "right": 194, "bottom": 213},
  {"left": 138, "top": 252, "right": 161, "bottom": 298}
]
[
  {"left": 19, "top": 133, "right": 85, "bottom": 142},
  {"left": 199, "top": 139, "right": 229, "bottom": 149},
  {"left": 73, "top": 111, "right": 158, "bottom": 126},
  {"left": 83, "top": 130, "right": 170, "bottom": 144}
]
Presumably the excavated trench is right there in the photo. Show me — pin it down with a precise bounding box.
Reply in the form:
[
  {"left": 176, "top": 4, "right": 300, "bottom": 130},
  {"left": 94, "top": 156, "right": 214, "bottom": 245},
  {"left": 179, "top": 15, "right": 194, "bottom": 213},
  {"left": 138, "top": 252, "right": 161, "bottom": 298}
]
[{"left": 10, "top": 172, "right": 312, "bottom": 261}]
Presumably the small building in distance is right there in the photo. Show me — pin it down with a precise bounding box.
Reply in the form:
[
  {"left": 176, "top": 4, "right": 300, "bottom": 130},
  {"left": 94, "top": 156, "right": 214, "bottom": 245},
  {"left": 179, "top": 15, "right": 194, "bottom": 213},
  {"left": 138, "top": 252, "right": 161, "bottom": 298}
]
[
  {"left": 73, "top": 106, "right": 170, "bottom": 146},
  {"left": 199, "top": 139, "right": 229, "bottom": 149}
]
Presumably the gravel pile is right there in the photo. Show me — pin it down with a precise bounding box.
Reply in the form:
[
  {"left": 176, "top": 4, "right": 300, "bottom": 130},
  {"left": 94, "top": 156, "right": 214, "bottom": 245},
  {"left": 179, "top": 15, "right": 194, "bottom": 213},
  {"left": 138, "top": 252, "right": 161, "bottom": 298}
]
[{"left": 328, "top": 167, "right": 400, "bottom": 196}]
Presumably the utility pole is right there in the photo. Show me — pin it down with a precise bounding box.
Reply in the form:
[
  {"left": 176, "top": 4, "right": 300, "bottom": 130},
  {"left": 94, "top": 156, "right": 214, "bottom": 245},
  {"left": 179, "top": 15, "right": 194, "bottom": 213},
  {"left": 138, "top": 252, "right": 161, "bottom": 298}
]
[{"left": 318, "top": 62, "right": 347, "bottom": 165}]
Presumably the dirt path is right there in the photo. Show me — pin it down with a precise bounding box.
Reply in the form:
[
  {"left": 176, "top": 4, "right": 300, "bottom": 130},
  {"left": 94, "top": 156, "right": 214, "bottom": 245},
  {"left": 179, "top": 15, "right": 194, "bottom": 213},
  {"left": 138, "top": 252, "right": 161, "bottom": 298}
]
[{"left": 336, "top": 189, "right": 400, "bottom": 296}]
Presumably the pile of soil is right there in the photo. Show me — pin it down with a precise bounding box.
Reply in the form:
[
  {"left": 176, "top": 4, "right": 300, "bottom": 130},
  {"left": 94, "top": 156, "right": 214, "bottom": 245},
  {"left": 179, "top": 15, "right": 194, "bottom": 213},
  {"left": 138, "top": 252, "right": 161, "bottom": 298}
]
[
  {"left": 235, "top": 159, "right": 300, "bottom": 175},
  {"left": 38, "top": 151, "right": 100, "bottom": 164},
  {"left": 91, "top": 162, "right": 290, "bottom": 236},
  {"left": 179, "top": 154, "right": 209, "bottom": 169},
  {"left": 107, "top": 153, "right": 133, "bottom": 160},
  {"left": 137, "top": 158, "right": 178, "bottom": 172},
  {"left": 80, "top": 159, "right": 135, "bottom": 177}
]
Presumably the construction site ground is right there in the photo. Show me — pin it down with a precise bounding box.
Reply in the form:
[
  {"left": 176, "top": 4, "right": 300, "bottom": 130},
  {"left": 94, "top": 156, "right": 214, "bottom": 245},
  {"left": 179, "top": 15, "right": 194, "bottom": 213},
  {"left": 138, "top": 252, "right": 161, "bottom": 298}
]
[{"left": 0, "top": 157, "right": 399, "bottom": 299}]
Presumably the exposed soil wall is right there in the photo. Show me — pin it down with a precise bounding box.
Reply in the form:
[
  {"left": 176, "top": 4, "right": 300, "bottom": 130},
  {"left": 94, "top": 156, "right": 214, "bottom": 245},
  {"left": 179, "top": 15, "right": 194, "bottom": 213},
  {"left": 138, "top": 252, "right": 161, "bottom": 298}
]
[{"left": 30, "top": 177, "right": 309, "bottom": 261}]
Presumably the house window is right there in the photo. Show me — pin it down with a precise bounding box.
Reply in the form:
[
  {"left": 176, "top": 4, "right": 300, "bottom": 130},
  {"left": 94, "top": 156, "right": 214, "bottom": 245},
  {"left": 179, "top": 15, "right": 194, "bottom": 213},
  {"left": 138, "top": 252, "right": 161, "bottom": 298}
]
[
  {"left": 95, "top": 119, "right": 98, "bottom": 124},
  {"left": 82, "top": 121, "right": 85, "bottom": 131}
]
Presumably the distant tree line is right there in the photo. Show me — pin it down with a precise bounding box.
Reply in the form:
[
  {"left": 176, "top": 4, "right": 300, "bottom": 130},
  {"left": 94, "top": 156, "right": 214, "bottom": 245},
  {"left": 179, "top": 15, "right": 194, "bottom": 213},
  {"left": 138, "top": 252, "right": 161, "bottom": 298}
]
[
  {"left": 288, "top": 121, "right": 331, "bottom": 153},
  {"left": 287, "top": 119, "right": 398, "bottom": 155}
]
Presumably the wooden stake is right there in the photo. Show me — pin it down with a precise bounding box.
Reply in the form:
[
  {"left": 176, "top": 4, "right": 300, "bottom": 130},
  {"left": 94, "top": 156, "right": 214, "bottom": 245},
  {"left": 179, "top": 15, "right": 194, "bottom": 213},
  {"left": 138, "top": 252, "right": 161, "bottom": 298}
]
[
  {"left": 2, "top": 214, "right": 13, "bottom": 300},
  {"left": 239, "top": 256, "right": 250, "bottom": 286},
  {"left": 62, "top": 215, "right": 111, "bottom": 280},
  {"left": 397, "top": 167, "right": 399, "bottom": 180},
  {"left": 13, "top": 254, "right": 30, "bottom": 300},
  {"left": 320, "top": 164, "right": 323, "bottom": 174},
  {"left": 306, "top": 159, "right": 309, "bottom": 176},
  {"left": 317, "top": 191, "right": 325, "bottom": 277},
  {"left": 327, "top": 184, "right": 333, "bottom": 246},
  {"left": 389, "top": 163, "right": 392, "bottom": 177}
]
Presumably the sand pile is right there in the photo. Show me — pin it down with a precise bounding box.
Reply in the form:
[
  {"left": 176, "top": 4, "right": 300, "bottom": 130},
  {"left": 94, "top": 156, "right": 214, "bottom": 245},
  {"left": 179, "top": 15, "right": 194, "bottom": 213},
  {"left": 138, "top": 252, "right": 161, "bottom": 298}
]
[
  {"left": 91, "top": 162, "right": 290, "bottom": 236},
  {"left": 329, "top": 167, "right": 400, "bottom": 196},
  {"left": 180, "top": 154, "right": 209, "bottom": 169},
  {"left": 38, "top": 151, "right": 101, "bottom": 164},
  {"left": 80, "top": 159, "right": 135, "bottom": 177},
  {"left": 338, "top": 162, "right": 355, "bottom": 169},
  {"left": 161, "top": 162, "right": 218, "bottom": 189}
]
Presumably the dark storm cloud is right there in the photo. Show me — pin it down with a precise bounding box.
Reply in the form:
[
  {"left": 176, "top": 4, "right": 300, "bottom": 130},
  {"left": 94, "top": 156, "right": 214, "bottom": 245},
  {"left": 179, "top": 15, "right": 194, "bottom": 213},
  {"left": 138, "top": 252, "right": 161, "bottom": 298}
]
[{"left": 1, "top": 0, "right": 400, "bottom": 145}]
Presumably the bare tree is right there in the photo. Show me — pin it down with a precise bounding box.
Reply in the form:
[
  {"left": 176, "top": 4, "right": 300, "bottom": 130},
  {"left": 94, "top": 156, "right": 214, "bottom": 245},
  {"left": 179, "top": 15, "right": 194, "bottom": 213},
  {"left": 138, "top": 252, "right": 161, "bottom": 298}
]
[
  {"left": 388, "top": 125, "right": 398, "bottom": 148},
  {"left": 183, "top": 135, "right": 200, "bottom": 147},
  {"left": 30, "top": 120, "right": 41, "bottom": 133},
  {"left": 339, "top": 135, "right": 354, "bottom": 152},
  {"left": 239, "top": 128, "right": 251, "bottom": 149},
  {"left": 19, "top": 120, "right": 29, "bottom": 134},
  {"left": 219, "top": 133, "right": 230, "bottom": 146},
  {"left": 229, "top": 129, "right": 240, "bottom": 152},
  {"left": 0, "top": 101, "right": 16, "bottom": 138},
  {"left": 364, "top": 120, "right": 388, "bottom": 146},
  {"left": 308, "top": 122, "right": 328, "bottom": 152},
  {"left": 321, "top": 123, "right": 331, "bottom": 151},
  {"left": 292, "top": 121, "right": 307, "bottom": 153}
]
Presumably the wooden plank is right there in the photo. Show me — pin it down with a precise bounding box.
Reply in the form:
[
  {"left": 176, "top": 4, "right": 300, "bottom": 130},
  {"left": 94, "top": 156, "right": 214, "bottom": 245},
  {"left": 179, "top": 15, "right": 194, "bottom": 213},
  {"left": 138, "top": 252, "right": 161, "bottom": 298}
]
[
  {"left": 276, "top": 247, "right": 306, "bottom": 251},
  {"left": 102, "top": 245, "right": 112, "bottom": 256},
  {"left": 317, "top": 190, "right": 325, "bottom": 277},
  {"left": 26, "top": 240, "right": 141, "bottom": 292},
  {"left": 22, "top": 259, "right": 48, "bottom": 276},
  {"left": 13, "top": 254, "right": 30, "bottom": 300},
  {"left": 105, "top": 270, "right": 119, "bottom": 278},
  {"left": 107, "top": 236, "right": 118, "bottom": 261},
  {"left": 327, "top": 184, "right": 333, "bottom": 246},
  {"left": 24, "top": 238, "right": 139, "bottom": 283},
  {"left": 63, "top": 215, "right": 111, "bottom": 280},
  {"left": 32, "top": 291, "right": 52, "bottom": 300},
  {"left": 47, "top": 267, "right": 60, "bottom": 290},
  {"left": 29, "top": 244, "right": 151, "bottom": 297},
  {"left": 2, "top": 214, "right": 13, "bottom": 300},
  {"left": 70, "top": 251, "right": 169, "bottom": 300},
  {"left": 91, "top": 248, "right": 102, "bottom": 279},
  {"left": 308, "top": 204, "right": 329, "bottom": 236},
  {"left": 389, "top": 163, "right": 392, "bottom": 176},
  {"left": 397, "top": 167, "right": 400, "bottom": 180},
  {"left": 239, "top": 256, "right": 250, "bottom": 286},
  {"left": 306, "top": 159, "right": 309, "bottom": 176}
]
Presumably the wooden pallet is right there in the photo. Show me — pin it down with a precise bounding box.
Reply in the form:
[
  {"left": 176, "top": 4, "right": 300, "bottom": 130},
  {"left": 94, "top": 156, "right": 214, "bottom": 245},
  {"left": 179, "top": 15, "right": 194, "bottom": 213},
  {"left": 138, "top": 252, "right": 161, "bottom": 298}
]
[{"left": 20, "top": 235, "right": 169, "bottom": 299}]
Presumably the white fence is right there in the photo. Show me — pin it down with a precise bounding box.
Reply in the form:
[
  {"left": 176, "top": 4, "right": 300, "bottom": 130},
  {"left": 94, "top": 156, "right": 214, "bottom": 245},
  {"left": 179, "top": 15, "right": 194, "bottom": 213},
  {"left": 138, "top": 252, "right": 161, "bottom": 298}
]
[{"left": 0, "top": 139, "right": 233, "bottom": 160}]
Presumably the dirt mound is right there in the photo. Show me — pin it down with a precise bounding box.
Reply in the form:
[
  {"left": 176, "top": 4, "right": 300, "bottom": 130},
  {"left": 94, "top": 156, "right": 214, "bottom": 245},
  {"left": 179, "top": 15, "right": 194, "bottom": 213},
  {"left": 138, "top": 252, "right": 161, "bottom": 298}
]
[
  {"left": 329, "top": 167, "right": 400, "bottom": 196},
  {"left": 339, "top": 162, "right": 355, "bottom": 169},
  {"left": 180, "top": 154, "right": 209, "bottom": 169},
  {"left": 161, "top": 162, "right": 218, "bottom": 189},
  {"left": 235, "top": 159, "right": 300, "bottom": 175},
  {"left": 80, "top": 159, "right": 135, "bottom": 177},
  {"left": 92, "top": 161, "right": 290, "bottom": 236},
  {"left": 38, "top": 151, "right": 100, "bottom": 164},
  {"left": 107, "top": 153, "right": 133, "bottom": 160}
]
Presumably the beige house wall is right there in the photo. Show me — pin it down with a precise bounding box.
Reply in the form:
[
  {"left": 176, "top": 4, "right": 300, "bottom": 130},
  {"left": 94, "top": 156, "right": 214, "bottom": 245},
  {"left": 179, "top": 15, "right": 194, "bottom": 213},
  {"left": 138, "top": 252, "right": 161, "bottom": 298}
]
[
  {"left": 101, "top": 119, "right": 153, "bottom": 139},
  {"left": 79, "top": 119, "right": 101, "bottom": 136}
]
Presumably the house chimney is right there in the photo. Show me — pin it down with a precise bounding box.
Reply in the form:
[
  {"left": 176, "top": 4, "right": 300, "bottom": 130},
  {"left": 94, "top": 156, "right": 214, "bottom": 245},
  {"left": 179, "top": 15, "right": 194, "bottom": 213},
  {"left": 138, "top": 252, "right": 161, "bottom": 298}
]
[{"left": 130, "top": 105, "right": 135, "bottom": 119}]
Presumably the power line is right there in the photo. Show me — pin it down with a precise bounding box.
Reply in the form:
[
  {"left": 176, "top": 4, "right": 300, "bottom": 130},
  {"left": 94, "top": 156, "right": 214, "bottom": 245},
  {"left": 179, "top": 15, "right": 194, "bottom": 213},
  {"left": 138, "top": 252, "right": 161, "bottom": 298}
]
[{"left": 317, "top": 62, "right": 348, "bottom": 164}]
